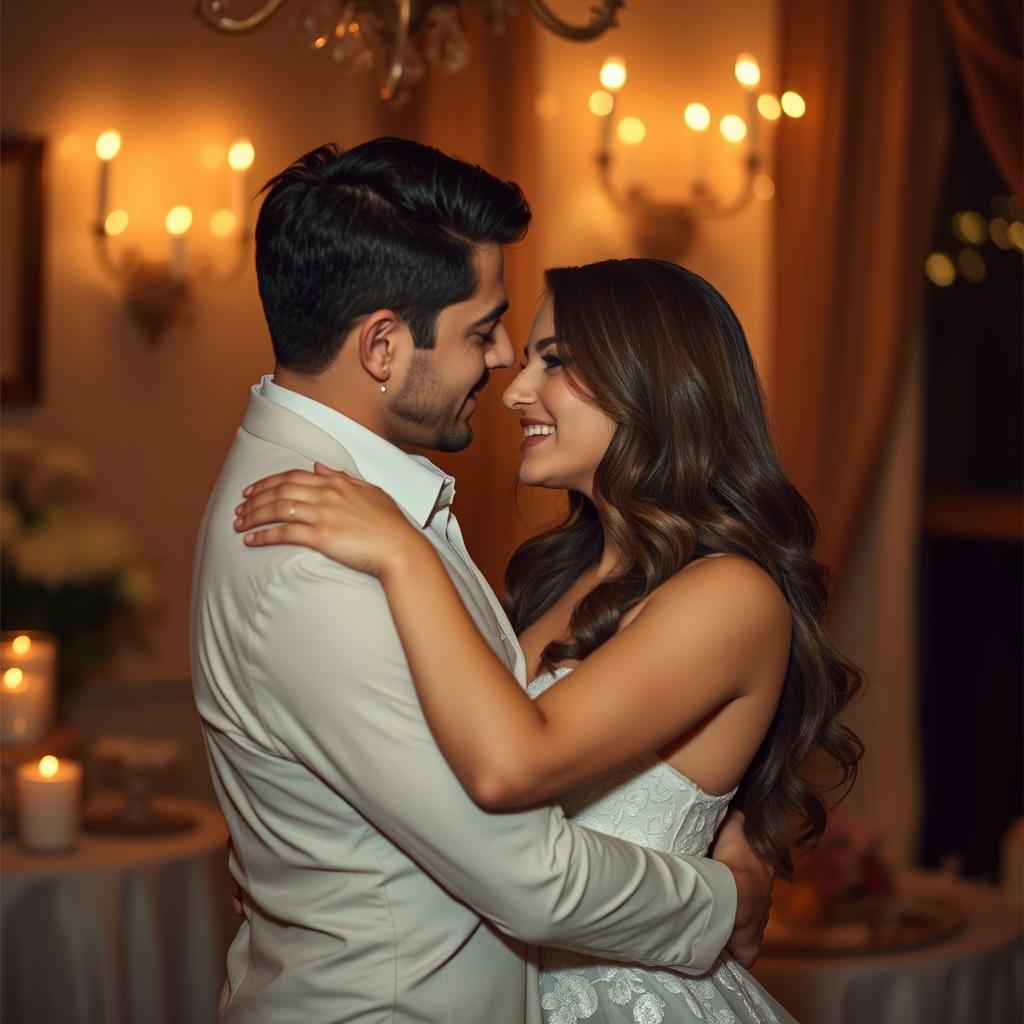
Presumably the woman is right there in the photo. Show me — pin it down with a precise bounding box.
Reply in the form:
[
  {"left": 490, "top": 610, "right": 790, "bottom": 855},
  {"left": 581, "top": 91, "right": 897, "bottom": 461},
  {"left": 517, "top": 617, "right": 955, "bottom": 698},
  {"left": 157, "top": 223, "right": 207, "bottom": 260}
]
[{"left": 233, "top": 259, "right": 863, "bottom": 1023}]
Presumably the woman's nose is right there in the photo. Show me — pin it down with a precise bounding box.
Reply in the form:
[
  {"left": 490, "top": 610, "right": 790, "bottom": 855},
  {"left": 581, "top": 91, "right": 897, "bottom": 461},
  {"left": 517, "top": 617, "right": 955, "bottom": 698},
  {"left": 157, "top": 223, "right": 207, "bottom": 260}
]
[{"left": 502, "top": 369, "right": 535, "bottom": 411}]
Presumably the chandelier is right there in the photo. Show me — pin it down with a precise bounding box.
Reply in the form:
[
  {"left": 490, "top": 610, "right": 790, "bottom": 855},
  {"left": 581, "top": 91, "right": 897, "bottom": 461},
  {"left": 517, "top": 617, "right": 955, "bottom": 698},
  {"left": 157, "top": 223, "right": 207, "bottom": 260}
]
[{"left": 194, "top": 1, "right": 626, "bottom": 108}]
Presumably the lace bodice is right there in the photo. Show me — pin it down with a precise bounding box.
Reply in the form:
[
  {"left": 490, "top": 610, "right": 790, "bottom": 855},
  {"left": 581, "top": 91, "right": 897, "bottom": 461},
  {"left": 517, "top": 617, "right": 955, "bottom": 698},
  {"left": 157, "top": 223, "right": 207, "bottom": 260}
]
[
  {"left": 527, "top": 667, "right": 794, "bottom": 1024},
  {"left": 527, "top": 667, "right": 737, "bottom": 856}
]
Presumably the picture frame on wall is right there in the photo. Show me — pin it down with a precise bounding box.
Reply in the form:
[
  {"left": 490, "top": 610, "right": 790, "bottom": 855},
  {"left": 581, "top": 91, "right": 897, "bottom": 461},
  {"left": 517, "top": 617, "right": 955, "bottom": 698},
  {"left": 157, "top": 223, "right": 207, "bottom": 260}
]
[{"left": 1, "top": 136, "right": 45, "bottom": 405}]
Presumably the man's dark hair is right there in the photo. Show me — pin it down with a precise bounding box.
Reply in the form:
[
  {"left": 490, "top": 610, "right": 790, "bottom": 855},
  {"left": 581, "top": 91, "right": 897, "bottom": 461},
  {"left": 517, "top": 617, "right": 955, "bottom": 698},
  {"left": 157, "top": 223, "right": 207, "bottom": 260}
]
[{"left": 254, "top": 138, "right": 531, "bottom": 374}]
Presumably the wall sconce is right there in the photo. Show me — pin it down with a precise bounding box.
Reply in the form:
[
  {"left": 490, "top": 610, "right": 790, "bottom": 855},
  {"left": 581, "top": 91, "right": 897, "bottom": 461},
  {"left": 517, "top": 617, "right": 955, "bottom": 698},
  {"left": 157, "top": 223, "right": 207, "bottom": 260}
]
[
  {"left": 93, "top": 131, "right": 256, "bottom": 343},
  {"left": 590, "top": 54, "right": 806, "bottom": 260}
]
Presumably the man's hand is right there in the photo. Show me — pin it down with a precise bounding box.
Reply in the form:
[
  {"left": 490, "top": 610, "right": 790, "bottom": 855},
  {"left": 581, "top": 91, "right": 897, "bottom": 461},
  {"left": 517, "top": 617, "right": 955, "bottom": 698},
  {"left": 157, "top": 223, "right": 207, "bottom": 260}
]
[{"left": 710, "top": 810, "right": 774, "bottom": 967}]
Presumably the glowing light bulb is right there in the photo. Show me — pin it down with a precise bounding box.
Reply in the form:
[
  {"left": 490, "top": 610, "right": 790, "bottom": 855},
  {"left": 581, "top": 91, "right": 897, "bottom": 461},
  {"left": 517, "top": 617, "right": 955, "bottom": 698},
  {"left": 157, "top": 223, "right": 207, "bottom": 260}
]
[
  {"left": 589, "top": 90, "right": 615, "bottom": 117},
  {"left": 228, "top": 138, "right": 255, "bottom": 172},
  {"left": 165, "top": 205, "right": 193, "bottom": 236},
  {"left": 952, "top": 211, "right": 987, "bottom": 245},
  {"left": 3, "top": 667, "right": 24, "bottom": 690},
  {"left": 210, "top": 209, "right": 238, "bottom": 238},
  {"left": 757, "top": 94, "right": 782, "bottom": 120},
  {"left": 617, "top": 116, "right": 646, "bottom": 146},
  {"left": 684, "top": 103, "right": 711, "bottom": 132},
  {"left": 11, "top": 635, "right": 31, "bottom": 657},
  {"left": 719, "top": 114, "right": 748, "bottom": 144},
  {"left": 104, "top": 209, "right": 129, "bottom": 237},
  {"left": 599, "top": 56, "right": 627, "bottom": 92},
  {"left": 781, "top": 91, "right": 806, "bottom": 118},
  {"left": 39, "top": 755, "right": 60, "bottom": 778},
  {"left": 925, "top": 252, "right": 955, "bottom": 287},
  {"left": 734, "top": 54, "right": 761, "bottom": 88},
  {"left": 95, "top": 130, "right": 122, "bottom": 161}
]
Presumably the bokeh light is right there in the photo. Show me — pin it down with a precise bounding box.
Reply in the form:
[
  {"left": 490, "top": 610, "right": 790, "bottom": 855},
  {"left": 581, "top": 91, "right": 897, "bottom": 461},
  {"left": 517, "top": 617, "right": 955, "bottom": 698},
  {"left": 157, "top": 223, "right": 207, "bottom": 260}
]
[
  {"left": 684, "top": 103, "right": 711, "bottom": 132},
  {"left": 719, "top": 114, "right": 748, "bottom": 144},
  {"left": 925, "top": 252, "right": 955, "bottom": 287}
]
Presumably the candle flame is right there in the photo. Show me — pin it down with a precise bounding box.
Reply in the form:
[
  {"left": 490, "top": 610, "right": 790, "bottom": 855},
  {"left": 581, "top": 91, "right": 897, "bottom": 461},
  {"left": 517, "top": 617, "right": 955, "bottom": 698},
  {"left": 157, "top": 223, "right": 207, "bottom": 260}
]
[
  {"left": 3, "top": 667, "right": 24, "bottom": 690},
  {"left": 39, "top": 755, "right": 60, "bottom": 777},
  {"left": 11, "top": 635, "right": 32, "bottom": 657}
]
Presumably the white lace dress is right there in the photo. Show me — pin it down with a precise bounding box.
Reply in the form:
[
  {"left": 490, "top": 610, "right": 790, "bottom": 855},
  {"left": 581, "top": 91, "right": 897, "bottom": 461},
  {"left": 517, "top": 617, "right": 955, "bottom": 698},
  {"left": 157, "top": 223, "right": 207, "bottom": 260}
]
[{"left": 529, "top": 668, "right": 797, "bottom": 1024}]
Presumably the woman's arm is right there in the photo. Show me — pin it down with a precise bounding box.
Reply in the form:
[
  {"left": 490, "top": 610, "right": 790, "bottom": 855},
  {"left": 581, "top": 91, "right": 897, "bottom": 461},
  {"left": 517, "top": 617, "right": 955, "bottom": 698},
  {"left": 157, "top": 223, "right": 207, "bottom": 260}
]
[{"left": 235, "top": 465, "right": 790, "bottom": 808}]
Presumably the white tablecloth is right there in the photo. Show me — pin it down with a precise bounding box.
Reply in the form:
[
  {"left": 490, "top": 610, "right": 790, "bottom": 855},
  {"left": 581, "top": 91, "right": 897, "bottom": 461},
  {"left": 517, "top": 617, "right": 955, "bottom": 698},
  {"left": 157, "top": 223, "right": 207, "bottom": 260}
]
[
  {"left": 1, "top": 795, "right": 230, "bottom": 1024},
  {"left": 751, "top": 870, "right": 1023, "bottom": 1024}
]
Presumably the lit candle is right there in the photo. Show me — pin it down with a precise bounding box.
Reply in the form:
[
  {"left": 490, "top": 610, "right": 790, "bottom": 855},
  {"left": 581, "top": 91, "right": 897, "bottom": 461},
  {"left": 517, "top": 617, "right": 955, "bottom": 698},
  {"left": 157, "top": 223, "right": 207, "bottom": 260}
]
[
  {"left": 94, "top": 129, "right": 122, "bottom": 230},
  {"left": 0, "top": 632, "right": 56, "bottom": 745},
  {"left": 16, "top": 755, "right": 83, "bottom": 852},
  {"left": 165, "top": 205, "right": 193, "bottom": 281},
  {"left": 684, "top": 103, "right": 711, "bottom": 185}
]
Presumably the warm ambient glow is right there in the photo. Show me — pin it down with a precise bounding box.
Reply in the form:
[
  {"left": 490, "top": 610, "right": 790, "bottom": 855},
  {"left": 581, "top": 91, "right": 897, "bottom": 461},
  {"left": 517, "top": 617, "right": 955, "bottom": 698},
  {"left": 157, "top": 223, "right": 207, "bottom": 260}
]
[
  {"left": 38, "top": 755, "right": 60, "bottom": 778},
  {"left": 1008, "top": 221, "right": 1024, "bottom": 251},
  {"left": 200, "top": 143, "right": 226, "bottom": 170},
  {"left": 599, "top": 56, "right": 627, "bottom": 92},
  {"left": 752, "top": 174, "right": 775, "bottom": 200},
  {"left": 210, "top": 209, "right": 238, "bottom": 237},
  {"left": 952, "top": 210, "right": 987, "bottom": 245},
  {"left": 757, "top": 93, "right": 782, "bottom": 120},
  {"left": 734, "top": 54, "right": 761, "bottom": 88},
  {"left": 3, "top": 667, "right": 24, "bottom": 690},
  {"left": 957, "top": 248, "right": 986, "bottom": 282},
  {"left": 227, "top": 138, "right": 255, "bottom": 172},
  {"left": 989, "top": 218, "right": 1011, "bottom": 249},
  {"left": 925, "top": 252, "right": 955, "bottom": 287},
  {"left": 95, "top": 130, "right": 122, "bottom": 161},
  {"left": 780, "top": 91, "right": 806, "bottom": 118},
  {"left": 11, "top": 635, "right": 32, "bottom": 657},
  {"left": 589, "top": 89, "right": 615, "bottom": 117},
  {"left": 684, "top": 103, "right": 711, "bottom": 132},
  {"left": 165, "top": 205, "right": 193, "bottom": 236},
  {"left": 719, "top": 114, "right": 747, "bottom": 144},
  {"left": 104, "top": 210, "right": 129, "bottom": 237},
  {"left": 617, "top": 116, "right": 646, "bottom": 145}
]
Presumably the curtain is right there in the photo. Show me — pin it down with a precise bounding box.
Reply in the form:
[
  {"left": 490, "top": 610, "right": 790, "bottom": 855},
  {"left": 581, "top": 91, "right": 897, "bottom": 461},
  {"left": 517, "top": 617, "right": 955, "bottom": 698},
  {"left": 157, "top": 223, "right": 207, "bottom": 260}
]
[
  {"left": 769, "top": 0, "right": 949, "bottom": 588},
  {"left": 943, "top": 0, "right": 1023, "bottom": 196}
]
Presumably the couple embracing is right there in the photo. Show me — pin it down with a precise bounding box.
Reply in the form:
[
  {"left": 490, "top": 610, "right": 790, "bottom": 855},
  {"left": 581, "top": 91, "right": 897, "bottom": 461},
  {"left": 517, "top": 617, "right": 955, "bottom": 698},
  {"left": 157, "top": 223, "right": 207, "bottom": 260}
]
[{"left": 190, "top": 137, "right": 861, "bottom": 1023}]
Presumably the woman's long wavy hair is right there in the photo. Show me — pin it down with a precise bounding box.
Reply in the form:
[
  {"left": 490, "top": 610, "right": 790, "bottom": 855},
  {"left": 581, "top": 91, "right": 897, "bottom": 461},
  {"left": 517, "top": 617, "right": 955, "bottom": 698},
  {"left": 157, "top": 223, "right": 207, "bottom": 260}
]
[{"left": 504, "top": 259, "right": 863, "bottom": 878}]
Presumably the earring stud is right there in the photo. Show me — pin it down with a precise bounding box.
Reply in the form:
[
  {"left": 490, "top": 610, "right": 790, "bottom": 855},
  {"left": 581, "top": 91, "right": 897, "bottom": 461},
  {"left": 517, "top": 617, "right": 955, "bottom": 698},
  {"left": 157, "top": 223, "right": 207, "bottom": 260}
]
[{"left": 380, "top": 384, "right": 386, "bottom": 393}]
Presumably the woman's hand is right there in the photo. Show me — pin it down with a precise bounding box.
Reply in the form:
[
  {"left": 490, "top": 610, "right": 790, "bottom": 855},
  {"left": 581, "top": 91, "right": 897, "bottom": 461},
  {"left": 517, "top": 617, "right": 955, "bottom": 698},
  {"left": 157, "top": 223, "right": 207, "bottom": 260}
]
[{"left": 233, "top": 462, "right": 425, "bottom": 578}]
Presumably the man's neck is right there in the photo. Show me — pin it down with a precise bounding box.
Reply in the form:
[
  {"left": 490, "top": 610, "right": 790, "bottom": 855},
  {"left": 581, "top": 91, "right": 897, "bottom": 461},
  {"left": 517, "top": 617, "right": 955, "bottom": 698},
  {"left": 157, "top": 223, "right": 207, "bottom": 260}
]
[{"left": 272, "top": 364, "right": 386, "bottom": 441}]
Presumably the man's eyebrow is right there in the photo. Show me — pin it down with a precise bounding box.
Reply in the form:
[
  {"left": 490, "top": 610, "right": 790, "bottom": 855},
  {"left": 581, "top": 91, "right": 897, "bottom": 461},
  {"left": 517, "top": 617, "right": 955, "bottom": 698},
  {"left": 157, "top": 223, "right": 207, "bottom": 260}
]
[
  {"left": 467, "top": 299, "right": 509, "bottom": 332},
  {"left": 522, "top": 336, "right": 557, "bottom": 359}
]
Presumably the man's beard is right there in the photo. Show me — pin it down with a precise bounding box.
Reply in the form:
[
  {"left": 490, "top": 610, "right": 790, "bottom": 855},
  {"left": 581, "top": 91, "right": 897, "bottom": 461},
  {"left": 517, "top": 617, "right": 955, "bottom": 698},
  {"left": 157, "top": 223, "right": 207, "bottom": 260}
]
[{"left": 389, "top": 351, "right": 487, "bottom": 453}]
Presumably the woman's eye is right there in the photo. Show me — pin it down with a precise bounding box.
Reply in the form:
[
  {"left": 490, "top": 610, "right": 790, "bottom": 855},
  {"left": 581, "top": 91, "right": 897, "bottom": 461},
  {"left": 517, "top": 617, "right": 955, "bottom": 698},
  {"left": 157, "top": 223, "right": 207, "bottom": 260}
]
[{"left": 542, "top": 354, "right": 563, "bottom": 370}]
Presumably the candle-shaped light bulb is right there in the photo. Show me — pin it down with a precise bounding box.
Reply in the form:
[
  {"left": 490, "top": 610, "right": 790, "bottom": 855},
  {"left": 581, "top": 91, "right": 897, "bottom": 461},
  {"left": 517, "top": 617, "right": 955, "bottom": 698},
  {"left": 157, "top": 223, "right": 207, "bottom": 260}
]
[
  {"left": 227, "top": 137, "right": 255, "bottom": 172},
  {"left": 4, "top": 667, "right": 23, "bottom": 690},
  {"left": 39, "top": 755, "right": 59, "bottom": 778},
  {"left": 781, "top": 91, "right": 806, "bottom": 118},
  {"left": 720, "top": 114, "right": 748, "bottom": 144},
  {"left": 684, "top": 103, "right": 711, "bottom": 132},
  {"left": 599, "top": 56, "right": 627, "bottom": 92},
  {"left": 166, "top": 205, "right": 193, "bottom": 281},
  {"left": 734, "top": 54, "right": 761, "bottom": 89},
  {"left": 95, "top": 129, "right": 121, "bottom": 227},
  {"left": 11, "top": 635, "right": 31, "bottom": 657},
  {"left": 95, "top": 130, "right": 122, "bottom": 161}
]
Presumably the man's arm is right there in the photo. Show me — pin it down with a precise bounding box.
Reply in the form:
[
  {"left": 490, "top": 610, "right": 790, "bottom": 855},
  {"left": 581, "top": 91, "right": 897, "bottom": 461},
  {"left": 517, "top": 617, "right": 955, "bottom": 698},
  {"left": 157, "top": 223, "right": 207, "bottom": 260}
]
[{"left": 246, "top": 552, "right": 738, "bottom": 974}]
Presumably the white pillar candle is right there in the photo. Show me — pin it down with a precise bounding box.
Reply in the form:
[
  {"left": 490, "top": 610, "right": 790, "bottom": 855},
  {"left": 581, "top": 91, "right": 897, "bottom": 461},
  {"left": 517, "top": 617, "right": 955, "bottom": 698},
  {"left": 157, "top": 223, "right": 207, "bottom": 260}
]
[
  {"left": 16, "top": 756, "right": 82, "bottom": 852},
  {"left": 1, "top": 633, "right": 56, "bottom": 745}
]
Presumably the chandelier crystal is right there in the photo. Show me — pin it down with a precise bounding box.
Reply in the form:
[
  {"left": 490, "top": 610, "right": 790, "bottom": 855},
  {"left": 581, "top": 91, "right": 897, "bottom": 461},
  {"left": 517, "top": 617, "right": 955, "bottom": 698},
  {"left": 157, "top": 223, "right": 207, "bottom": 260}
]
[{"left": 195, "top": 0, "right": 626, "bottom": 108}]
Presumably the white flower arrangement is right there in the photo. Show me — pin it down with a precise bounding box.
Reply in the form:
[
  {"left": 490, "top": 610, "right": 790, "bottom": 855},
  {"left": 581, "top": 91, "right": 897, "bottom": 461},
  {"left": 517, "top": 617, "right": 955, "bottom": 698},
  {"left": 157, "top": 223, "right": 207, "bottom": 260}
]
[{"left": 1, "top": 429, "right": 159, "bottom": 689}]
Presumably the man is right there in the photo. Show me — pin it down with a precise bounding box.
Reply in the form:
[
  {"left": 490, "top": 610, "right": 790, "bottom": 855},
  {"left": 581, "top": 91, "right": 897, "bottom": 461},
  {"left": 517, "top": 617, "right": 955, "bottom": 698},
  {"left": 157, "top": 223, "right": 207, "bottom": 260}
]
[{"left": 191, "top": 138, "right": 771, "bottom": 1023}]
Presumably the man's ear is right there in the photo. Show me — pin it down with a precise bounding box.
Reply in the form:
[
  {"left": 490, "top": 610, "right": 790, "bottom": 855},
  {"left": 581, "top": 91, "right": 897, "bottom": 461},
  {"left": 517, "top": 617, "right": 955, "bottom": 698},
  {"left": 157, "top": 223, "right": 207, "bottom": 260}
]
[{"left": 357, "top": 309, "right": 405, "bottom": 385}]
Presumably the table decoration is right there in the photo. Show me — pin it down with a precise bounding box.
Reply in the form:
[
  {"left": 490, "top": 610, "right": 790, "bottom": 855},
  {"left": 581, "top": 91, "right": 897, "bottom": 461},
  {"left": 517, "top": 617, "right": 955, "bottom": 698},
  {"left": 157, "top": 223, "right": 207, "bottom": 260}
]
[
  {"left": 15, "top": 754, "right": 82, "bottom": 851},
  {"left": 0, "top": 631, "right": 56, "bottom": 743},
  {"left": 83, "top": 734, "right": 193, "bottom": 835}
]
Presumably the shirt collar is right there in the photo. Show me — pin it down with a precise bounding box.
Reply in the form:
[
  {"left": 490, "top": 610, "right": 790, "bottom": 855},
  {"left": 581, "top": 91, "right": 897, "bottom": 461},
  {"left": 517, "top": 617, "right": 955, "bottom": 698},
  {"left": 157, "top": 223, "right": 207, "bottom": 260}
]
[{"left": 255, "top": 375, "right": 456, "bottom": 529}]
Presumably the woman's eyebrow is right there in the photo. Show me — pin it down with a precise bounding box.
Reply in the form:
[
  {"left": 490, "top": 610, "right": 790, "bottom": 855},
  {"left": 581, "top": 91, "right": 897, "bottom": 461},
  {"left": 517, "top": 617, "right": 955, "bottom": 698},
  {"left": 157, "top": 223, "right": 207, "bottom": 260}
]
[{"left": 523, "top": 336, "right": 558, "bottom": 360}]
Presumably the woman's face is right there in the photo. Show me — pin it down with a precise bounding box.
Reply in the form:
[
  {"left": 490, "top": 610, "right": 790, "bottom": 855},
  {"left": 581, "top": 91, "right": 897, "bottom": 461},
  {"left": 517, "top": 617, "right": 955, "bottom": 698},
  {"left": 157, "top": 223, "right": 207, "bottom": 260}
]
[{"left": 502, "top": 296, "right": 617, "bottom": 498}]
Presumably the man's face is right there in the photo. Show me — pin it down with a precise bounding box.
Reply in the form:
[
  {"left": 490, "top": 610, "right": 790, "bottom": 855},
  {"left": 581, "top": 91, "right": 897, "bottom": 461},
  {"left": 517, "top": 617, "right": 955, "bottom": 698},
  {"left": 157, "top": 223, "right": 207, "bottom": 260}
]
[{"left": 386, "top": 243, "right": 513, "bottom": 452}]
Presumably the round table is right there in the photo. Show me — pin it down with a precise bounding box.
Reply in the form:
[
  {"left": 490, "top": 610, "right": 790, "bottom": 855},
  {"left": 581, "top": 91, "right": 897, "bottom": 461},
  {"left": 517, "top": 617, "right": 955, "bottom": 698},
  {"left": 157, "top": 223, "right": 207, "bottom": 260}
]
[
  {"left": 751, "top": 870, "right": 1023, "bottom": 1024},
  {"left": 1, "top": 795, "right": 230, "bottom": 1024}
]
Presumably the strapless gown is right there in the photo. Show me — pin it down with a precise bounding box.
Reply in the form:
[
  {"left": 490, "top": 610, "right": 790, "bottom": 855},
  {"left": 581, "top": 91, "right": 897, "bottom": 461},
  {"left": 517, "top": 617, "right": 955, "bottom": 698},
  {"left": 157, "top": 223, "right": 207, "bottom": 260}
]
[{"left": 529, "top": 668, "right": 797, "bottom": 1024}]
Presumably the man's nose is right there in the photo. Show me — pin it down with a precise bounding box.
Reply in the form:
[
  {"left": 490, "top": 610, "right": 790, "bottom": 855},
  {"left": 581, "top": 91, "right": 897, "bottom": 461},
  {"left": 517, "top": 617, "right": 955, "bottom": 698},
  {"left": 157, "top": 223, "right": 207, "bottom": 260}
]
[{"left": 485, "top": 323, "right": 515, "bottom": 370}]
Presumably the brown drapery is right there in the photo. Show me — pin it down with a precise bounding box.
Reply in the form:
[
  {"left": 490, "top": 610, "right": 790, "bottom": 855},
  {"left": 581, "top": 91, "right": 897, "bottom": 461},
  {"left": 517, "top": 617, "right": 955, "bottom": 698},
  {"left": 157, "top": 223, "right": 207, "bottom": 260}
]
[
  {"left": 396, "top": 13, "right": 556, "bottom": 591},
  {"left": 769, "top": 1, "right": 950, "bottom": 589},
  {"left": 943, "top": 0, "right": 1023, "bottom": 197}
]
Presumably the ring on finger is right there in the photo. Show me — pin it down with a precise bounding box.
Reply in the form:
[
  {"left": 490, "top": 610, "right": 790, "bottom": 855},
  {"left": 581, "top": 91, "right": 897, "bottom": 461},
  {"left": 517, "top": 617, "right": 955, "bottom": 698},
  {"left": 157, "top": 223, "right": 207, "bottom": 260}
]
[{"left": 288, "top": 505, "right": 296, "bottom": 518}]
